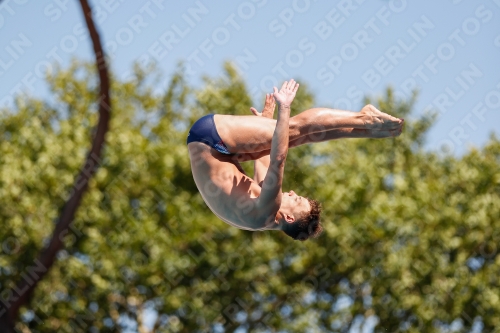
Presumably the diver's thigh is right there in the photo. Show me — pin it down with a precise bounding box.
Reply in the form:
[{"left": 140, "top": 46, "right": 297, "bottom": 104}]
[{"left": 214, "top": 115, "right": 277, "bottom": 153}]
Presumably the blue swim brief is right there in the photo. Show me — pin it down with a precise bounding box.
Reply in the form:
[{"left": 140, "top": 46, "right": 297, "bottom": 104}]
[{"left": 186, "top": 114, "right": 232, "bottom": 154}]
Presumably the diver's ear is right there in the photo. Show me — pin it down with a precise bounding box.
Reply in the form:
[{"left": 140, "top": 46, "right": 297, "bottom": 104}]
[{"left": 284, "top": 214, "right": 295, "bottom": 223}]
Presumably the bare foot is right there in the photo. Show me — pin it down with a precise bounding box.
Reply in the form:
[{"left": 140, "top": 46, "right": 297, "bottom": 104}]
[
  {"left": 250, "top": 94, "right": 276, "bottom": 119},
  {"left": 360, "top": 104, "right": 403, "bottom": 130}
]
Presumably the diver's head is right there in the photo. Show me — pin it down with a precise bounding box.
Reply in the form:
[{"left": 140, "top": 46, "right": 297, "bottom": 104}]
[{"left": 277, "top": 191, "right": 323, "bottom": 241}]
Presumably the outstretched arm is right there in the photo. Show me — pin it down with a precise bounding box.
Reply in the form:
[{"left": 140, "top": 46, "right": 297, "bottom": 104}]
[
  {"left": 257, "top": 79, "right": 299, "bottom": 220},
  {"left": 251, "top": 93, "right": 275, "bottom": 186}
]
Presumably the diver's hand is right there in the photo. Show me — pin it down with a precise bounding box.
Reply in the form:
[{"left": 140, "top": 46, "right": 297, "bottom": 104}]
[
  {"left": 273, "top": 79, "right": 299, "bottom": 108},
  {"left": 250, "top": 93, "right": 276, "bottom": 119}
]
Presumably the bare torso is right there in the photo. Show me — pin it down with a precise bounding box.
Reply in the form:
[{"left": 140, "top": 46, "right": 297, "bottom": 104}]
[{"left": 187, "top": 142, "right": 273, "bottom": 230}]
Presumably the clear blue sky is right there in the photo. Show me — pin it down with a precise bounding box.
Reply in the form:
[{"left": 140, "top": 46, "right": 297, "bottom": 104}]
[{"left": 1, "top": 0, "right": 499, "bottom": 155}]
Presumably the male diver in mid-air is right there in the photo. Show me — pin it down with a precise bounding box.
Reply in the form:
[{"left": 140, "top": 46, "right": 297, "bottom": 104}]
[{"left": 187, "top": 79, "right": 404, "bottom": 241}]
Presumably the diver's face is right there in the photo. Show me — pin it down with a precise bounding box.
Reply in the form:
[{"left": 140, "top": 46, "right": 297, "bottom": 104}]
[{"left": 281, "top": 190, "right": 310, "bottom": 223}]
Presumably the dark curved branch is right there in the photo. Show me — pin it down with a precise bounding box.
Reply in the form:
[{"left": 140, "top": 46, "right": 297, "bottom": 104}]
[{"left": 0, "top": 0, "right": 111, "bottom": 330}]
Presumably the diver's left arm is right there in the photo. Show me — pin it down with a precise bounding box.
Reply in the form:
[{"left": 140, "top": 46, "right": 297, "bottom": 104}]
[{"left": 256, "top": 80, "right": 299, "bottom": 225}]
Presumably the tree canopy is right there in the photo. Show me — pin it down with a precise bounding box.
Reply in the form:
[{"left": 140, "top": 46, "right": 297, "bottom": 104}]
[{"left": 1, "top": 60, "right": 499, "bottom": 333}]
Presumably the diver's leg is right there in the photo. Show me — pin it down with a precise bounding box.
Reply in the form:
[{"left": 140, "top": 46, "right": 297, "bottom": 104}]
[
  {"left": 215, "top": 104, "right": 403, "bottom": 153},
  {"left": 231, "top": 127, "right": 402, "bottom": 162}
]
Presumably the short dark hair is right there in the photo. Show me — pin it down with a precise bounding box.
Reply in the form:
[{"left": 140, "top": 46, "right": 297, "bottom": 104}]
[{"left": 282, "top": 198, "right": 323, "bottom": 241}]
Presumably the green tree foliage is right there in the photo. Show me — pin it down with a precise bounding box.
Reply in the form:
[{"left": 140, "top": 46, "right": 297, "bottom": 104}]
[{"left": 1, "top": 60, "right": 499, "bottom": 333}]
